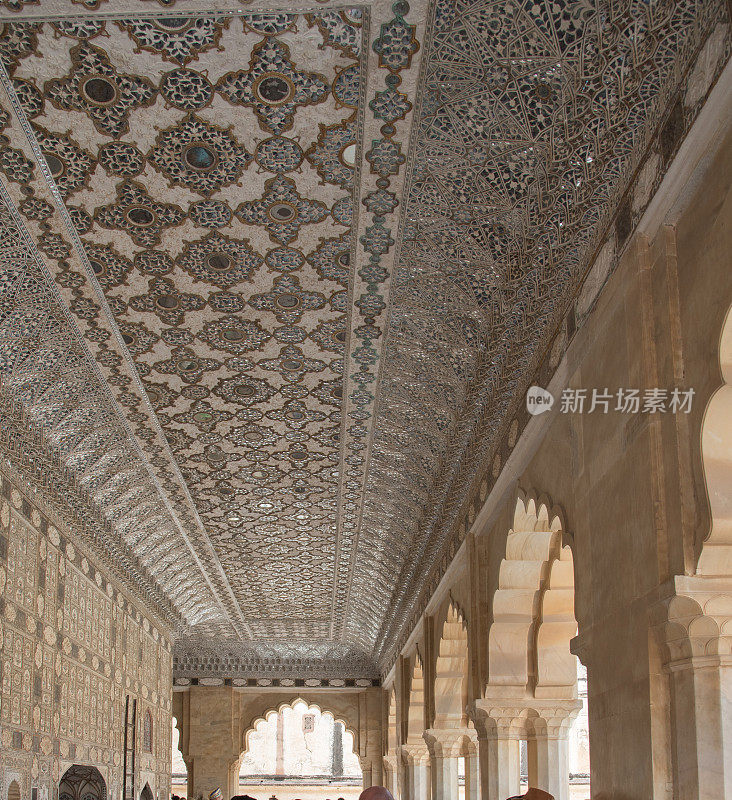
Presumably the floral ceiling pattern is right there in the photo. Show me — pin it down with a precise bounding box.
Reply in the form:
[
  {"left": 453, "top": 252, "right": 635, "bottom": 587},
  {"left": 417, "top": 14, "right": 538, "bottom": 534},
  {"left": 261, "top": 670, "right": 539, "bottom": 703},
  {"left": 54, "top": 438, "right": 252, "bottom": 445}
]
[{"left": 0, "top": 0, "right": 727, "bottom": 677}]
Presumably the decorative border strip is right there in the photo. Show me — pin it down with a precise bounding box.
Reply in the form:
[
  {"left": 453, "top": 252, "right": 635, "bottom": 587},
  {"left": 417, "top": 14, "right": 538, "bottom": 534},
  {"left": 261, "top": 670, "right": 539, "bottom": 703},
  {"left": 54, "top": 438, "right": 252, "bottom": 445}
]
[{"left": 173, "top": 676, "right": 380, "bottom": 688}]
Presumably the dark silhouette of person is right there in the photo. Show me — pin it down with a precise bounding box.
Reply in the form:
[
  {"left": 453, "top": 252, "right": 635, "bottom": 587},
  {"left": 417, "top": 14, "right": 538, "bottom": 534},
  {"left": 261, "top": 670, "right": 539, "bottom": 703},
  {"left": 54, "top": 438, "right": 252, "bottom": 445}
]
[{"left": 358, "top": 788, "right": 394, "bottom": 800}]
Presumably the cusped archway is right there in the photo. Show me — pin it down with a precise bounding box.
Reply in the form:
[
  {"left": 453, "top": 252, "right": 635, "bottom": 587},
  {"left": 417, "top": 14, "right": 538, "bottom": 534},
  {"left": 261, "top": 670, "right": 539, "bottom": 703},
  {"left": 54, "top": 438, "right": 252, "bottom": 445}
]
[
  {"left": 238, "top": 698, "right": 362, "bottom": 794},
  {"left": 488, "top": 494, "right": 569, "bottom": 690},
  {"left": 433, "top": 602, "right": 470, "bottom": 727},
  {"left": 481, "top": 492, "right": 583, "bottom": 800},
  {"left": 405, "top": 653, "right": 426, "bottom": 745},
  {"left": 699, "top": 304, "right": 732, "bottom": 575}
]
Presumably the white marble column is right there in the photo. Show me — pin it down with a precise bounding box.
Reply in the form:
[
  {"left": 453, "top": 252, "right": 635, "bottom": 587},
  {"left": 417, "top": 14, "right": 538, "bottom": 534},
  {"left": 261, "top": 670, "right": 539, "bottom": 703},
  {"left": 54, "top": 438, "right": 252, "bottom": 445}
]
[
  {"left": 527, "top": 702, "right": 581, "bottom": 800},
  {"left": 424, "top": 728, "right": 479, "bottom": 800},
  {"left": 473, "top": 703, "right": 523, "bottom": 800},
  {"left": 658, "top": 577, "right": 732, "bottom": 800},
  {"left": 401, "top": 743, "right": 431, "bottom": 800}
]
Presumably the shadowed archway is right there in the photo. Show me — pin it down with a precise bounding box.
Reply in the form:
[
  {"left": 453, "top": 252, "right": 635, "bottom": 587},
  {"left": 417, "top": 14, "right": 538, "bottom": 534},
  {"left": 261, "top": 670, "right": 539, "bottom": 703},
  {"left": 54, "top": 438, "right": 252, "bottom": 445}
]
[{"left": 59, "top": 767, "right": 106, "bottom": 800}]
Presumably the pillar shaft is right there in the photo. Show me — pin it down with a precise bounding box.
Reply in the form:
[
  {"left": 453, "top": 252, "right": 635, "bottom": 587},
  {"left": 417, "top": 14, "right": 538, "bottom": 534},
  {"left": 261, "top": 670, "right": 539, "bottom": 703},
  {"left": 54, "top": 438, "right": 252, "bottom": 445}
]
[
  {"left": 186, "top": 756, "right": 239, "bottom": 800},
  {"left": 424, "top": 727, "right": 477, "bottom": 800},
  {"left": 531, "top": 735, "right": 570, "bottom": 800},
  {"left": 401, "top": 744, "right": 431, "bottom": 800},
  {"left": 654, "top": 578, "right": 732, "bottom": 800},
  {"left": 668, "top": 658, "right": 732, "bottom": 799},
  {"left": 430, "top": 755, "right": 459, "bottom": 799},
  {"left": 479, "top": 734, "right": 520, "bottom": 800},
  {"left": 464, "top": 749, "right": 480, "bottom": 800}
]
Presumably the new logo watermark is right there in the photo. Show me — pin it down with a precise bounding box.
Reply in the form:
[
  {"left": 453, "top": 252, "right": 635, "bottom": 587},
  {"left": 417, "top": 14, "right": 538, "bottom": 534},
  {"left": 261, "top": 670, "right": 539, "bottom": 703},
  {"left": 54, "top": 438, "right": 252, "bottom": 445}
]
[
  {"left": 526, "top": 385, "right": 555, "bottom": 415},
  {"left": 526, "top": 387, "right": 695, "bottom": 415}
]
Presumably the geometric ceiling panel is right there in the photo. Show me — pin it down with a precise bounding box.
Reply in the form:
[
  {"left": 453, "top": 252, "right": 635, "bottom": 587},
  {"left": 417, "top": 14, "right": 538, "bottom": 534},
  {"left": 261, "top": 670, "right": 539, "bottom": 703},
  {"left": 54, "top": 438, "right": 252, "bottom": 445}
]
[{"left": 0, "top": 0, "right": 727, "bottom": 678}]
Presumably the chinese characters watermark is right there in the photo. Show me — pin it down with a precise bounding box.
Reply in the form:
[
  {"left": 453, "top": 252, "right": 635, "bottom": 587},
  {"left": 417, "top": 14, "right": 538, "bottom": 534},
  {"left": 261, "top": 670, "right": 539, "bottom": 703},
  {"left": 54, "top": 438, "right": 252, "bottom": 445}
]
[{"left": 526, "top": 387, "right": 694, "bottom": 416}]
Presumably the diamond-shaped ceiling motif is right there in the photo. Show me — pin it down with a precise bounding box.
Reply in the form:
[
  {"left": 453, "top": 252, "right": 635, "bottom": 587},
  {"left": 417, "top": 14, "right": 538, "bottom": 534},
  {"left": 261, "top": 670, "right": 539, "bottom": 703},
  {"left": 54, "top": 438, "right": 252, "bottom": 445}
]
[{"left": 0, "top": 0, "right": 726, "bottom": 677}]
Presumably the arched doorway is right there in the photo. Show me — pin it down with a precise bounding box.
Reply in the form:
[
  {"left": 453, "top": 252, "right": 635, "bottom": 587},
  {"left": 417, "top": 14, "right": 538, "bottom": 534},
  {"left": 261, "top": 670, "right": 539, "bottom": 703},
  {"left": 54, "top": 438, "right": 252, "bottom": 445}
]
[
  {"left": 480, "top": 494, "right": 586, "bottom": 800},
  {"left": 139, "top": 785, "right": 153, "bottom": 800},
  {"left": 171, "top": 717, "right": 188, "bottom": 799},
  {"left": 59, "top": 766, "right": 107, "bottom": 800},
  {"left": 383, "top": 689, "right": 399, "bottom": 797},
  {"left": 429, "top": 603, "right": 478, "bottom": 800},
  {"left": 238, "top": 700, "right": 362, "bottom": 799},
  {"left": 7, "top": 780, "right": 20, "bottom": 800},
  {"left": 658, "top": 302, "right": 732, "bottom": 797},
  {"left": 402, "top": 654, "right": 430, "bottom": 800}
]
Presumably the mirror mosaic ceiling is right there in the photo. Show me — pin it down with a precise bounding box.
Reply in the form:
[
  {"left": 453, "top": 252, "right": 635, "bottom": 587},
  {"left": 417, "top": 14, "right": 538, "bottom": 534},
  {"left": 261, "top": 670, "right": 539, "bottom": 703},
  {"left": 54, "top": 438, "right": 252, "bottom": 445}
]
[{"left": 0, "top": 0, "right": 726, "bottom": 676}]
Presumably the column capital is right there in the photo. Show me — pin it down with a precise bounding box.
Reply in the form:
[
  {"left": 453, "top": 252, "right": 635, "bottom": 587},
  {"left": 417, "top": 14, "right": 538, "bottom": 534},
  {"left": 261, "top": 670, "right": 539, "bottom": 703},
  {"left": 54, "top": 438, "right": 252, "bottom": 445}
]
[
  {"left": 383, "top": 753, "right": 399, "bottom": 770},
  {"left": 423, "top": 727, "right": 478, "bottom": 757},
  {"left": 472, "top": 697, "right": 581, "bottom": 738},
  {"left": 651, "top": 574, "right": 732, "bottom": 669},
  {"left": 400, "top": 741, "right": 431, "bottom": 764}
]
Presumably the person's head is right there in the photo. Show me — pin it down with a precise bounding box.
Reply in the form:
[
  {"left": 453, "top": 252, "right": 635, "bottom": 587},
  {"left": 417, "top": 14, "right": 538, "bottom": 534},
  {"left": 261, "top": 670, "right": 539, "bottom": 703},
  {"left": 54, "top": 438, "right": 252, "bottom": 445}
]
[{"left": 357, "top": 788, "right": 394, "bottom": 800}]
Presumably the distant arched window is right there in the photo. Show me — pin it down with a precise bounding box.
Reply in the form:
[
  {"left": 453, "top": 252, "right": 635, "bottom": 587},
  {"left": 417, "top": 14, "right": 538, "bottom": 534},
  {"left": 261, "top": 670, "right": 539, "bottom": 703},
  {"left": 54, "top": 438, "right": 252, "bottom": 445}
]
[{"left": 143, "top": 710, "right": 153, "bottom": 754}]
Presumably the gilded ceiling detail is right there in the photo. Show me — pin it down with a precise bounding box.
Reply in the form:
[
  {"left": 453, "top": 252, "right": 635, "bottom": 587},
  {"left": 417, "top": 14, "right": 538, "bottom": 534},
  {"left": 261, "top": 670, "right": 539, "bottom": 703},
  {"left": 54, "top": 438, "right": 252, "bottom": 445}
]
[{"left": 0, "top": 0, "right": 727, "bottom": 677}]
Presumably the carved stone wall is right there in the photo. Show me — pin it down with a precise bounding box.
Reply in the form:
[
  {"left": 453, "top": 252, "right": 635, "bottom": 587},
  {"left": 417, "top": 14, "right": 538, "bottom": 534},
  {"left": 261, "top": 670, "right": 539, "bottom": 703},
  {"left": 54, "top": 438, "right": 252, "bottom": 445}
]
[{"left": 0, "top": 468, "right": 173, "bottom": 800}]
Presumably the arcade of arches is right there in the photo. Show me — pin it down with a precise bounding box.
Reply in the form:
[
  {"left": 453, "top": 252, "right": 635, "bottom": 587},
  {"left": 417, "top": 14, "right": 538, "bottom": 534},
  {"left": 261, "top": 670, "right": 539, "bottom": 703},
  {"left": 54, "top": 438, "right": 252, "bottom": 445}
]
[{"left": 0, "top": 3, "right": 731, "bottom": 800}]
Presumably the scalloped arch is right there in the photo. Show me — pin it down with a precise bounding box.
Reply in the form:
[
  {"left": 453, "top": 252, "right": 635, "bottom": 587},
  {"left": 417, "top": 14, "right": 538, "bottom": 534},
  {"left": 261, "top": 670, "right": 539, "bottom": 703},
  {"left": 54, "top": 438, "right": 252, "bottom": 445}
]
[
  {"left": 699, "top": 304, "right": 732, "bottom": 575},
  {"left": 434, "top": 601, "right": 470, "bottom": 727},
  {"left": 406, "top": 653, "right": 426, "bottom": 743},
  {"left": 487, "top": 490, "right": 577, "bottom": 694},
  {"left": 240, "top": 697, "right": 360, "bottom": 757}
]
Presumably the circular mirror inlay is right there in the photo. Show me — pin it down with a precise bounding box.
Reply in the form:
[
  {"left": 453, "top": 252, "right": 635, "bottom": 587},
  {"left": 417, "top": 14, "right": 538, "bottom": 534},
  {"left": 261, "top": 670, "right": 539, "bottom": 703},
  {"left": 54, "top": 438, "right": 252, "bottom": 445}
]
[
  {"left": 292, "top": 485, "right": 306, "bottom": 493},
  {"left": 340, "top": 143, "right": 357, "bottom": 166},
  {"left": 206, "top": 252, "right": 232, "bottom": 272},
  {"left": 126, "top": 207, "right": 155, "bottom": 227},
  {"left": 184, "top": 143, "right": 216, "bottom": 171},
  {"left": 335, "top": 330, "right": 347, "bottom": 343},
  {"left": 251, "top": 469, "right": 268, "bottom": 479},
  {"left": 177, "top": 358, "right": 199, "bottom": 372},
  {"left": 121, "top": 333, "right": 135, "bottom": 346},
  {"left": 80, "top": 76, "right": 117, "bottom": 105},
  {"left": 275, "top": 293, "right": 301, "bottom": 310},
  {"left": 285, "top": 409, "right": 305, "bottom": 421},
  {"left": 331, "top": 385, "right": 343, "bottom": 399},
  {"left": 89, "top": 259, "right": 105, "bottom": 276},
  {"left": 254, "top": 73, "right": 294, "bottom": 105},
  {"left": 268, "top": 202, "right": 297, "bottom": 222},
  {"left": 43, "top": 152, "right": 64, "bottom": 178},
  {"left": 235, "top": 384, "right": 256, "bottom": 397},
  {"left": 155, "top": 294, "right": 179, "bottom": 310},
  {"left": 281, "top": 359, "right": 303, "bottom": 371},
  {"left": 290, "top": 450, "right": 308, "bottom": 461},
  {"left": 222, "top": 327, "right": 244, "bottom": 342},
  {"left": 193, "top": 411, "right": 213, "bottom": 422},
  {"left": 147, "top": 389, "right": 160, "bottom": 404},
  {"left": 244, "top": 430, "right": 263, "bottom": 441},
  {"left": 207, "top": 450, "right": 225, "bottom": 462},
  {"left": 534, "top": 81, "right": 553, "bottom": 101},
  {"left": 336, "top": 251, "right": 350, "bottom": 268}
]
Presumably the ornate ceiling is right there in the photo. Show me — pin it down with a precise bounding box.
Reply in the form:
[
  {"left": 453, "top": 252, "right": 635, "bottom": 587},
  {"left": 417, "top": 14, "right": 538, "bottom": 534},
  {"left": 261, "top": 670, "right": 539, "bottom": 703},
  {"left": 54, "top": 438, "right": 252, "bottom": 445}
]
[{"left": 0, "top": 0, "right": 727, "bottom": 678}]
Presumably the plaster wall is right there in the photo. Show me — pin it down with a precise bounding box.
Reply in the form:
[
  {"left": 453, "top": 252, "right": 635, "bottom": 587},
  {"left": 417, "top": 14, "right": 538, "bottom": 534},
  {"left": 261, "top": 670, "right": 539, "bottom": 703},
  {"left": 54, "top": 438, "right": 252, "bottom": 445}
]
[{"left": 0, "top": 469, "right": 174, "bottom": 800}]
